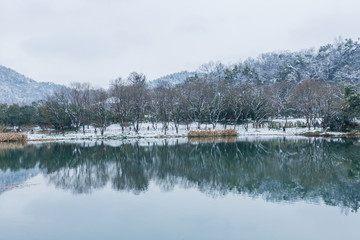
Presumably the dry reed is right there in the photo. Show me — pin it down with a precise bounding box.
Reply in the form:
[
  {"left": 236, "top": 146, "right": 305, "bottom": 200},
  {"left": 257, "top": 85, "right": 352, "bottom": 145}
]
[
  {"left": 188, "top": 129, "right": 237, "bottom": 138},
  {"left": 0, "top": 133, "right": 28, "bottom": 142}
]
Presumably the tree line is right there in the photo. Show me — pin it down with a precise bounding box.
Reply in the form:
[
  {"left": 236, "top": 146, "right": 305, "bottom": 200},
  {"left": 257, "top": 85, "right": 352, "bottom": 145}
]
[
  {"left": 1, "top": 72, "right": 360, "bottom": 134},
  {"left": 1, "top": 38, "right": 360, "bottom": 133}
]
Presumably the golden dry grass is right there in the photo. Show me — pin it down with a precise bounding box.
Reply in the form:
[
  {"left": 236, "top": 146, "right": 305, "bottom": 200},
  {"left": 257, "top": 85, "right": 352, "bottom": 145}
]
[
  {"left": 345, "top": 132, "right": 360, "bottom": 138},
  {"left": 0, "top": 133, "right": 28, "bottom": 142},
  {"left": 188, "top": 129, "right": 237, "bottom": 138}
]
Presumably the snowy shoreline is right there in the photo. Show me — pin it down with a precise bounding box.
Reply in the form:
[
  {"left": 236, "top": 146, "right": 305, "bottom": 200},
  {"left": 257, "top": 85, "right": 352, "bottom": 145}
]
[{"left": 25, "top": 121, "right": 350, "bottom": 142}]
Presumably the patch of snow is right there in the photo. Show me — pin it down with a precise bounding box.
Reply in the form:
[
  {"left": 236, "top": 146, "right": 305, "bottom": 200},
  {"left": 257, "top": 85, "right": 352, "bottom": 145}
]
[{"left": 26, "top": 120, "right": 345, "bottom": 143}]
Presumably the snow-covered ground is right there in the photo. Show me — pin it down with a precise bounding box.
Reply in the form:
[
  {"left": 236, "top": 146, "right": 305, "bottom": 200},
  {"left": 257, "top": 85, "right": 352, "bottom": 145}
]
[{"left": 25, "top": 120, "right": 345, "bottom": 142}]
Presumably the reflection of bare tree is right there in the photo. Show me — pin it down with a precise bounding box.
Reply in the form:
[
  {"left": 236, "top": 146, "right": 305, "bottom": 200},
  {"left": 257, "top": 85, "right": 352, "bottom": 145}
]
[
  {"left": 111, "top": 143, "right": 150, "bottom": 194},
  {"left": 46, "top": 143, "right": 111, "bottom": 193},
  {"left": 1, "top": 139, "right": 360, "bottom": 211}
]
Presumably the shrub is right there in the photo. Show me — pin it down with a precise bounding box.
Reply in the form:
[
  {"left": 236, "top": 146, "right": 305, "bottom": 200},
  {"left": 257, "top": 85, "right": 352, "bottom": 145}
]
[
  {"left": 188, "top": 129, "right": 237, "bottom": 138},
  {"left": 0, "top": 133, "right": 28, "bottom": 142}
]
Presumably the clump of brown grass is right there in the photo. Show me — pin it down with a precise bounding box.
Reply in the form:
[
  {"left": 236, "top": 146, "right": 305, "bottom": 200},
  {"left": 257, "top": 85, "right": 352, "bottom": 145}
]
[
  {"left": 301, "top": 132, "right": 335, "bottom": 137},
  {"left": 0, "top": 133, "right": 28, "bottom": 142},
  {"left": 345, "top": 132, "right": 360, "bottom": 138},
  {"left": 188, "top": 129, "right": 237, "bottom": 138}
]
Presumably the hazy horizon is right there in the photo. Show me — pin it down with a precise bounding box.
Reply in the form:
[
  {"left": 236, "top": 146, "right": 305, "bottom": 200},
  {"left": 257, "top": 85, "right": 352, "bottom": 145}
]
[{"left": 1, "top": 0, "right": 360, "bottom": 88}]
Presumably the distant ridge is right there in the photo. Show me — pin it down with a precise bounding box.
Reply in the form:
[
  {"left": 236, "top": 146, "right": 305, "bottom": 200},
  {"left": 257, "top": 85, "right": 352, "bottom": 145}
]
[
  {"left": 149, "top": 71, "right": 198, "bottom": 87},
  {"left": 0, "top": 65, "right": 64, "bottom": 105}
]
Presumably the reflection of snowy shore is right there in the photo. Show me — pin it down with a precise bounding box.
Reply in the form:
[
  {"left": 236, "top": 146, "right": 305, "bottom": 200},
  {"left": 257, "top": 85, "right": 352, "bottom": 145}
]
[
  {"left": 0, "top": 168, "right": 41, "bottom": 194},
  {"left": 26, "top": 119, "right": 345, "bottom": 142}
]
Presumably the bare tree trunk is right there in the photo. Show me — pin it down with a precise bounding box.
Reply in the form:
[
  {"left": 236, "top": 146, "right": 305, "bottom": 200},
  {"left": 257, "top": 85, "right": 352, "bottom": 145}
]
[
  {"left": 306, "top": 116, "right": 310, "bottom": 130},
  {"left": 136, "top": 120, "right": 139, "bottom": 133},
  {"left": 175, "top": 122, "right": 179, "bottom": 134},
  {"left": 121, "top": 119, "right": 124, "bottom": 133}
]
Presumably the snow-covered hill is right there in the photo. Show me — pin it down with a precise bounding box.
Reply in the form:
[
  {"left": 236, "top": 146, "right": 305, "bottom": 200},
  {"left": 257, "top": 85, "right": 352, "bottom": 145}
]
[
  {"left": 149, "top": 71, "right": 199, "bottom": 87},
  {"left": 0, "top": 65, "right": 64, "bottom": 105}
]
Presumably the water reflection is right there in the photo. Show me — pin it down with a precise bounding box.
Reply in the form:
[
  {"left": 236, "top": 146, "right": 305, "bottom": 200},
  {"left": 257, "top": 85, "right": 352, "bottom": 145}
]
[{"left": 1, "top": 138, "right": 360, "bottom": 211}]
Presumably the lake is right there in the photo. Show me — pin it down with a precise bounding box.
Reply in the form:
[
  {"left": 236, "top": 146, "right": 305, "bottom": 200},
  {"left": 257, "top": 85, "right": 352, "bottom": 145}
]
[{"left": 1, "top": 137, "right": 360, "bottom": 240}]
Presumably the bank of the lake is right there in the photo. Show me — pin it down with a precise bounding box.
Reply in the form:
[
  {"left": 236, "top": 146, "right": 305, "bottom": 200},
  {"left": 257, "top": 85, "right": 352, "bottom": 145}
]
[{"left": 24, "top": 122, "right": 356, "bottom": 142}]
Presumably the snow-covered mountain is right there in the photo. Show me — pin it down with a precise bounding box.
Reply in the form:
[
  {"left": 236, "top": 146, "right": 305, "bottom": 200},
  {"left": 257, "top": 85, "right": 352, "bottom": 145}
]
[
  {"left": 0, "top": 65, "right": 64, "bottom": 105},
  {"left": 149, "top": 71, "right": 199, "bottom": 87}
]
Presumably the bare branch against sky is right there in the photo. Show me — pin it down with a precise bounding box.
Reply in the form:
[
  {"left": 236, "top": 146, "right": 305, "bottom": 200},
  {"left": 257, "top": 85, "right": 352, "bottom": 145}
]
[{"left": 0, "top": 0, "right": 359, "bottom": 87}]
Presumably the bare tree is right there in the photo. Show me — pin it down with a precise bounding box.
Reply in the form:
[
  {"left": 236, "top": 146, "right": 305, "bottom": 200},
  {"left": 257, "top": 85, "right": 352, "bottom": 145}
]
[
  {"left": 198, "top": 61, "right": 226, "bottom": 81},
  {"left": 207, "top": 80, "right": 227, "bottom": 129},
  {"left": 169, "top": 86, "right": 186, "bottom": 133},
  {"left": 90, "top": 89, "right": 108, "bottom": 136},
  {"left": 266, "top": 81, "right": 295, "bottom": 126},
  {"left": 68, "top": 82, "right": 91, "bottom": 134},
  {"left": 42, "top": 88, "right": 71, "bottom": 134},
  {"left": 127, "top": 72, "right": 149, "bottom": 133},
  {"left": 317, "top": 83, "right": 343, "bottom": 130},
  {"left": 152, "top": 81, "right": 173, "bottom": 134},
  {"left": 248, "top": 85, "right": 269, "bottom": 127},
  {"left": 109, "top": 78, "right": 130, "bottom": 132},
  {"left": 182, "top": 79, "right": 211, "bottom": 129},
  {"left": 289, "top": 80, "right": 324, "bottom": 129},
  {"left": 226, "top": 85, "right": 246, "bottom": 129}
]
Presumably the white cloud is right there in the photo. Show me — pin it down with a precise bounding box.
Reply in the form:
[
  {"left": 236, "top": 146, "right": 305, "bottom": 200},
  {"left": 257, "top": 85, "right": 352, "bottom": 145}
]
[{"left": 0, "top": 0, "right": 359, "bottom": 87}]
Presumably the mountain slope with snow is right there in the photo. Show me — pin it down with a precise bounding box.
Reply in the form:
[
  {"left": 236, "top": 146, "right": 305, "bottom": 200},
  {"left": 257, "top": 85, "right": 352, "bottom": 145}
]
[
  {"left": 0, "top": 65, "right": 64, "bottom": 105},
  {"left": 149, "top": 71, "right": 199, "bottom": 87}
]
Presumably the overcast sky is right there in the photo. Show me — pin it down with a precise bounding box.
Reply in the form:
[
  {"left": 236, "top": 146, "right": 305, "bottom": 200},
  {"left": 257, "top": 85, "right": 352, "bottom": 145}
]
[{"left": 0, "top": 0, "right": 359, "bottom": 88}]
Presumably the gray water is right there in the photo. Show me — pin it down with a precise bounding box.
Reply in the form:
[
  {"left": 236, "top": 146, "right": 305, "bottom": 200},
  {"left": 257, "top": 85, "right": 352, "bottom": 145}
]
[{"left": 1, "top": 138, "right": 360, "bottom": 239}]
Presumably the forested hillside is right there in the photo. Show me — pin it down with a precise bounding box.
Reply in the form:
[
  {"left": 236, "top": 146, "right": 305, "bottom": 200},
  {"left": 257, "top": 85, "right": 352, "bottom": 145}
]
[
  {"left": 1, "top": 38, "right": 360, "bottom": 133},
  {"left": 151, "top": 37, "right": 360, "bottom": 86},
  {"left": 222, "top": 38, "right": 360, "bottom": 84}
]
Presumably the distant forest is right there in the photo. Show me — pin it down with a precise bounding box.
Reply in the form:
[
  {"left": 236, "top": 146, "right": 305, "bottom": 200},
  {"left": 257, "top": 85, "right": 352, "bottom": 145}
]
[{"left": 1, "top": 37, "right": 360, "bottom": 133}]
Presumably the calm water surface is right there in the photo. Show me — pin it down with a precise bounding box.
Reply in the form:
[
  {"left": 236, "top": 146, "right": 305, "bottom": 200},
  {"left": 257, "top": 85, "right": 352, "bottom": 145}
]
[{"left": 1, "top": 138, "right": 360, "bottom": 240}]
